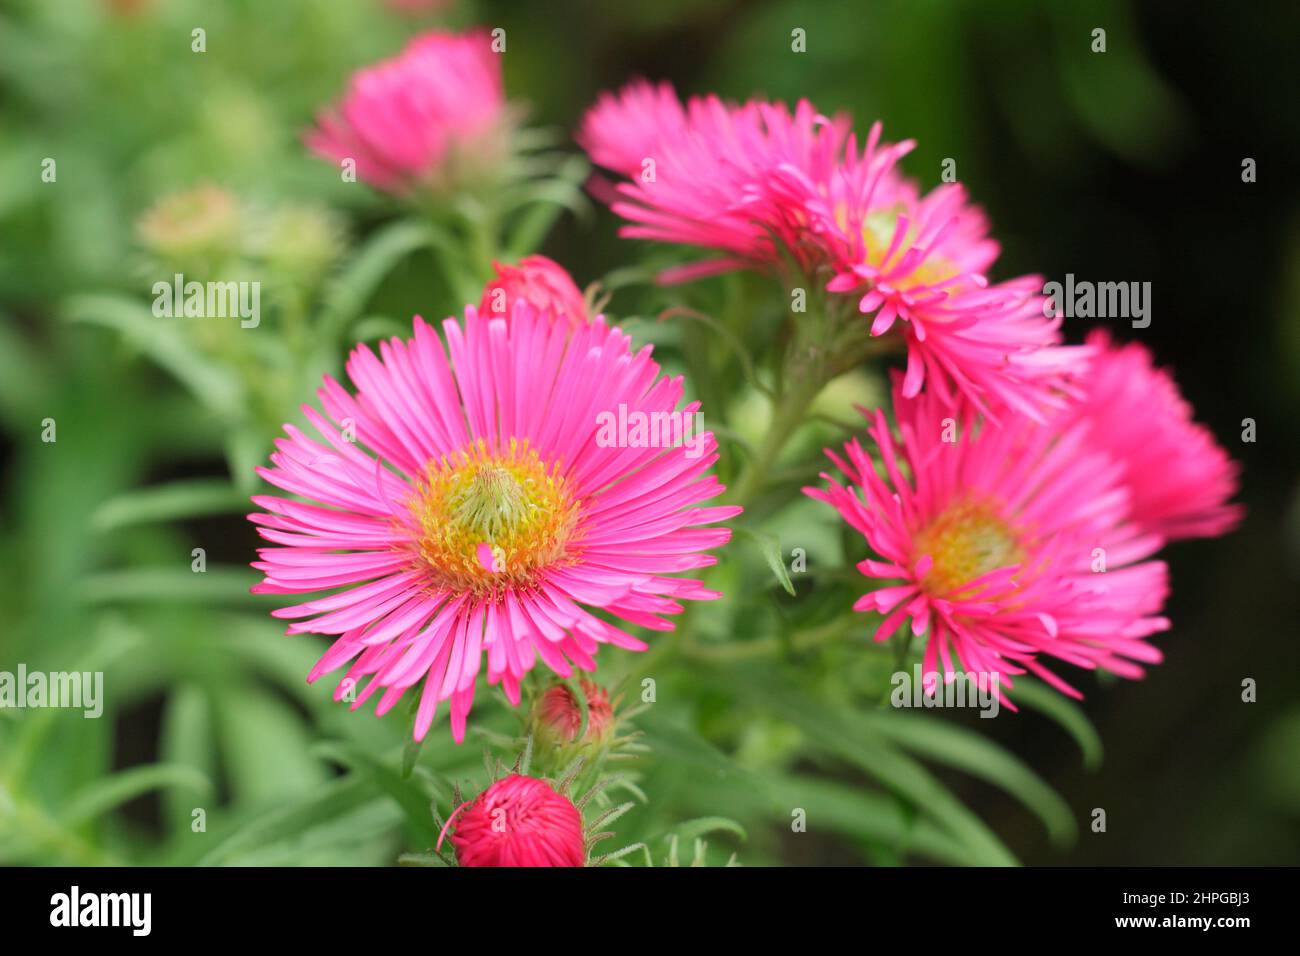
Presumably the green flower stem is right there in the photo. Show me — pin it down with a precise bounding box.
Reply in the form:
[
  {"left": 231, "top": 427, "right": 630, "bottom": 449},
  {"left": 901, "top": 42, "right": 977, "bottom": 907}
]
[
  {"left": 732, "top": 366, "right": 825, "bottom": 506},
  {"left": 731, "top": 313, "right": 895, "bottom": 508}
]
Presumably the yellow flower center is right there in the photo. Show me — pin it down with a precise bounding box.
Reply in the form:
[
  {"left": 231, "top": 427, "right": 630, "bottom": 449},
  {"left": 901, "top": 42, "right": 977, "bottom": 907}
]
[
  {"left": 859, "top": 204, "right": 959, "bottom": 291},
  {"left": 912, "top": 501, "right": 1023, "bottom": 596},
  {"left": 409, "top": 439, "right": 580, "bottom": 595}
]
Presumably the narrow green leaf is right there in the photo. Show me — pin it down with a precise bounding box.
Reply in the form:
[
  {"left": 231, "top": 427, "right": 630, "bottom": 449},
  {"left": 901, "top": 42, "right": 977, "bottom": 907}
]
[
  {"left": 194, "top": 776, "right": 387, "bottom": 866},
  {"left": 219, "top": 689, "right": 329, "bottom": 806},
  {"left": 59, "top": 764, "right": 212, "bottom": 827},
  {"left": 398, "top": 851, "right": 450, "bottom": 867},
  {"left": 78, "top": 566, "right": 263, "bottom": 605},
  {"left": 504, "top": 156, "right": 592, "bottom": 257},
  {"left": 665, "top": 816, "right": 747, "bottom": 845},
  {"left": 721, "top": 671, "right": 1017, "bottom": 865},
  {"left": 761, "top": 773, "right": 972, "bottom": 866},
  {"left": 735, "top": 526, "right": 797, "bottom": 596},
  {"left": 62, "top": 294, "right": 243, "bottom": 418},
  {"left": 319, "top": 220, "right": 438, "bottom": 338},
  {"left": 159, "top": 684, "right": 216, "bottom": 837},
  {"left": 91, "top": 480, "right": 247, "bottom": 533},
  {"left": 400, "top": 734, "right": 425, "bottom": 781},
  {"left": 859, "top": 710, "right": 1075, "bottom": 845},
  {"left": 313, "top": 741, "right": 441, "bottom": 848},
  {"left": 1012, "top": 677, "right": 1104, "bottom": 770}
]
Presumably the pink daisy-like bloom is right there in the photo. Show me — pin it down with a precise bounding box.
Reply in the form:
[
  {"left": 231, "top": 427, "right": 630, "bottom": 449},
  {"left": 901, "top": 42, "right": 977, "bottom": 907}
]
[
  {"left": 306, "top": 30, "right": 508, "bottom": 195},
  {"left": 480, "top": 255, "right": 590, "bottom": 327},
  {"left": 249, "top": 304, "right": 740, "bottom": 741},
  {"left": 443, "top": 774, "right": 586, "bottom": 867},
  {"left": 581, "top": 82, "right": 1088, "bottom": 418},
  {"left": 1067, "top": 330, "right": 1242, "bottom": 541},
  {"left": 578, "top": 79, "right": 857, "bottom": 283},
  {"left": 805, "top": 375, "right": 1171, "bottom": 703},
  {"left": 809, "top": 152, "right": 1091, "bottom": 422}
]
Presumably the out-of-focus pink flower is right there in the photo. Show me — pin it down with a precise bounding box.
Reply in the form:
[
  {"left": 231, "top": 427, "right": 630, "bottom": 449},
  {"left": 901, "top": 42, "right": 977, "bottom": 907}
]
[
  {"left": 480, "top": 255, "right": 590, "bottom": 326},
  {"left": 306, "top": 31, "right": 508, "bottom": 195},
  {"left": 579, "top": 79, "right": 858, "bottom": 282},
  {"left": 445, "top": 775, "right": 586, "bottom": 867},
  {"left": 580, "top": 81, "right": 1089, "bottom": 419},
  {"left": 1066, "top": 330, "right": 1242, "bottom": 541},
  {"left": 249, "top": 304, "right": 739, "bottom": 741},
  {"left": 805, "top": 375, "right": 1171, "bottom": 705},
  {"left": 809, "top": 141, "right": 1090, "bottom": 422}
]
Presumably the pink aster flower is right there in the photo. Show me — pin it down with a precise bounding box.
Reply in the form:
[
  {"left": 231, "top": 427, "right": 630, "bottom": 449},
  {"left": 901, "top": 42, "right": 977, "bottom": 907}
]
[
  {"left": 581, "top": 83, "right": 1088, "bottom": 417},
  {"left": 811, "top": 155, "right": 1090, "bottom": 422},
  {"left": 578, "top": 80, "right": 857, "bottom": 283},
  {"left": 305, "top": 30, "right": 508, "bottom": 195},
  {"left": 805, "top": 376, "right": 1171, "bottom": 703},
  {"left": 249, "top": 304, "right": 740, "bottom": 741},
  {"left": 1067, "top": 330, "right": 1242, "bottom": 541},
  {"left": 443, "top": 774, "right": 586, "bottom": 867},
  {"left": 480, "top": 255, "right": 590, "bottom": 327}
]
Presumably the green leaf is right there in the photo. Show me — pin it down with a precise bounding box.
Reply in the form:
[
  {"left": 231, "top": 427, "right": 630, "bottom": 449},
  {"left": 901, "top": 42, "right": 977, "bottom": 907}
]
[
  {"left": 318, "top": 220, "right": 439, "bottom": 338},
  {"left": 90, "top": 480, "right": 248, "bottom": 533},
  {"left": 656, "top": 306, "right": 771, "bottom": 399},
  {"left": 313, "top": 741, "right": 441, "bottom": 848},
  {"left": 350, "top": 315, "right": 410, "bottom": 343},
  {"left": 194, "top": 777, "right": 390, "bottom": 867},
  {"left": 504, "top": 156, "right": 592, "bottom": 257},
  {"left": 664, "top": 816, "right": 747, "bottom": 845},
  {"left": 858, "top": 710, "right": 1075, "bottom": 846},
  {"left": 761, "top": 773, "right": 972, "bottom": 866},
  {"left": 734, "top": 525, "right": 797, "bottom": 596},
  {"left": 62, "top": 294, "right": 243, "bottom": 419},
  {"left": 218, "top": 688, "right": 329, "bottom": 806},
  {"left": 59, "top": 764, "right": 212, "bottom": 827},
  {"left": 720, "top": 671, "right": 1017, "bottom": 865},
  {"left": 1012, "top": 677, "right": 1104, "bottom": 770},
  {"left": 400, "top": 734, "right": 425, "bottom": 781},
  {"left": 78, "top": 566, "right": 264, "bottom": 606},
  {"left": 564, "top": 676, "right": 590, "bottom": 742},
  {"left": 226, "top": 426, "right": 269, "bottom": 495},
  {"left": 398, "top": 851, "right": 450, "bottom": 867},
  {"left": 159, "top": 684, "right": 217, "bottom": 837}
]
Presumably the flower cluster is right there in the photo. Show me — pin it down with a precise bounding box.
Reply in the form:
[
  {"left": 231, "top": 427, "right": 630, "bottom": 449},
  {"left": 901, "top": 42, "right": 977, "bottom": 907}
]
[
  {"left": 249, "top": 32, "right": 1243, "bottom": 760},
  {"left": 580, "top": 78, "right": 1242, "bottom": 709},
  {"left": 581, "top": 80, "right": 1090, "bottom": 421}
]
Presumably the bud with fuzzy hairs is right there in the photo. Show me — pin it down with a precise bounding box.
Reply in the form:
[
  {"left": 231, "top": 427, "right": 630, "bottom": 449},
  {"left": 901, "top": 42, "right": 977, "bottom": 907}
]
[
  {"left": 533, "top": 679, "right": 616, "bottom": 750},
  {"left": 442, "top": 774, "right": 587, "bottom": 867},
  {"left": 136, "top": 184, "right": 243, "bottom": 277}
]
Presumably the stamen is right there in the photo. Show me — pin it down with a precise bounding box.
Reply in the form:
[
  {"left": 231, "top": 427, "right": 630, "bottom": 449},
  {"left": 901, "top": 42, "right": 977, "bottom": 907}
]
[
  {"left": 409, "top": 438, "right": 579, "bottom": 595},
  {"left": 913, "top": 500, "right": 1022, "bottom": 596}
]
